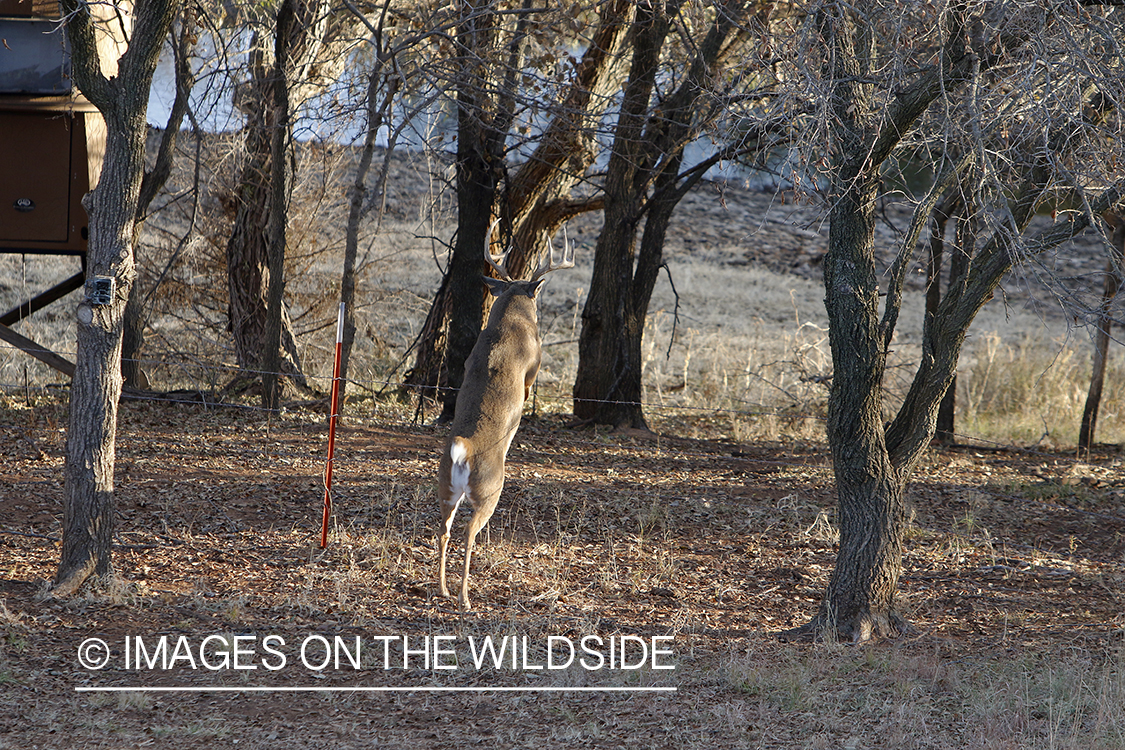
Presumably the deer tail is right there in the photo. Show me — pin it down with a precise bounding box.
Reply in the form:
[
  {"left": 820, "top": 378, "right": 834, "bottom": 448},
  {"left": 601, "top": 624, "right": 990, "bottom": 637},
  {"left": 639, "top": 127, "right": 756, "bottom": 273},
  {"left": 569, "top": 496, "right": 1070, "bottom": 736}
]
[{"left": 449, "top": 437, "right": 471, "bottom": 502}]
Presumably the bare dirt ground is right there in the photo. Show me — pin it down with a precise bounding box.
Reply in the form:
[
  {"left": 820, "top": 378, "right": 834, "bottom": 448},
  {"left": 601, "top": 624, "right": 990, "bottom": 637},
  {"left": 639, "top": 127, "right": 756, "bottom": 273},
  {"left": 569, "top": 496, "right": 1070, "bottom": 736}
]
[{"left": 1, "top": 395, "right": 1123, "bottom": 749}]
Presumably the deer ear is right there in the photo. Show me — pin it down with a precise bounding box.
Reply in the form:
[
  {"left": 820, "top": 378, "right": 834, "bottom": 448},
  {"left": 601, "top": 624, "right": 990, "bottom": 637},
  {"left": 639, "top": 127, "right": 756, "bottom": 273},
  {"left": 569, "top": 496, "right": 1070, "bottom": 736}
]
[
  {"left": 483, "top": 276, "right": 508, "bottom": 297},
  {"left": 527, "top": 279, "right": 546, "bottom": 298}
]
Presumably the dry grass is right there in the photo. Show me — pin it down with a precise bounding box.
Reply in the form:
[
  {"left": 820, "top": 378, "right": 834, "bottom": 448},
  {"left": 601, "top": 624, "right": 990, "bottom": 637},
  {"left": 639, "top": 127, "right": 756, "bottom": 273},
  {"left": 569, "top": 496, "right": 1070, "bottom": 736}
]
[{"left": 958, "top": 330, "right": 1125, "bottom": 449}]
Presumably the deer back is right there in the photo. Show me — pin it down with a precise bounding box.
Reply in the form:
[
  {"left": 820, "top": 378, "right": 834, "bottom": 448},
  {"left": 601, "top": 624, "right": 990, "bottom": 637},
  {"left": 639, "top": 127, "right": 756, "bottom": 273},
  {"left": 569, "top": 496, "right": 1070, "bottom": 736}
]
[{"left": 449, "top": 277, "right": 545, "bottom": 456}]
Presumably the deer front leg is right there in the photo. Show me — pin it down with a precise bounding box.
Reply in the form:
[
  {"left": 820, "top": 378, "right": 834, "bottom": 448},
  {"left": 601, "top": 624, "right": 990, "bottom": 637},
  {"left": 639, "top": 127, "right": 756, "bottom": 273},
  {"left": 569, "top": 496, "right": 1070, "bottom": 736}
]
[
  {"left": 438, "top": 531, "right": 451, "bottom": 599},
  {"left": 458, "top": 528, "right": 476, "bottom": 612}
]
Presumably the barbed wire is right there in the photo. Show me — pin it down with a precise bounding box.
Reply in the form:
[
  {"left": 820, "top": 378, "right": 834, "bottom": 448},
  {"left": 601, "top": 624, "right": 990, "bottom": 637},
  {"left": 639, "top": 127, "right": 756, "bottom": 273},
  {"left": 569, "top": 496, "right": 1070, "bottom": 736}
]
[
  {"left": 3, "top": 387, "right": 1123, "bottom": 575},
  {"left": 4, "top": 344, "right": 1125, "bottom": 467},
  {"left": 4, "top": 345, "right": 1123, "bottom": 508},
  {"left": 0, "top": 359, "right": 1115, "bottom": 485}
]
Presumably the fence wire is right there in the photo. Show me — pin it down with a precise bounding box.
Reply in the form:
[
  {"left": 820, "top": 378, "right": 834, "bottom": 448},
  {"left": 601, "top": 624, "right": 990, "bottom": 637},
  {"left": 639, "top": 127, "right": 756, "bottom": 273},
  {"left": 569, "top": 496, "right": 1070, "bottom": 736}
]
[{"left": 2, "top": 342, "right": 1124, "bottom": 577}]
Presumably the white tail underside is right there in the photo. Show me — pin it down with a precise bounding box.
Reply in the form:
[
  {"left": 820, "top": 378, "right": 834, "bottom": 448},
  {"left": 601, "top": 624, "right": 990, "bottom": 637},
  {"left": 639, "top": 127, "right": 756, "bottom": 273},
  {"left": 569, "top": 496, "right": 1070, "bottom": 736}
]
[{"left": 448, "top": 437, "right": 471, "bottom": 511}]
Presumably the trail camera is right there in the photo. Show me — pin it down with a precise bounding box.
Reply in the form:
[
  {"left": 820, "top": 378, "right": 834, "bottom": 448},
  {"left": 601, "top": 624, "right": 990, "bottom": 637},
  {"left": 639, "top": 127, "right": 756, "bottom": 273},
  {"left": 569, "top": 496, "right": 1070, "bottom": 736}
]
[{"left": 86, "top": 276, "right": 114, "bottom": 306}]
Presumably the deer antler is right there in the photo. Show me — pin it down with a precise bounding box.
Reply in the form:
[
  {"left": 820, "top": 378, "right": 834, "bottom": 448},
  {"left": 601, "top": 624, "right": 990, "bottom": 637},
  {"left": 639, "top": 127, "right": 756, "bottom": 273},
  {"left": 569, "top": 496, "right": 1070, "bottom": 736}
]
[
  {"left": 530, "top": 225, "right": 576, "bottom": 282},
  {"left": 483, "top": 217, "right": 513, "bottom": 281}
]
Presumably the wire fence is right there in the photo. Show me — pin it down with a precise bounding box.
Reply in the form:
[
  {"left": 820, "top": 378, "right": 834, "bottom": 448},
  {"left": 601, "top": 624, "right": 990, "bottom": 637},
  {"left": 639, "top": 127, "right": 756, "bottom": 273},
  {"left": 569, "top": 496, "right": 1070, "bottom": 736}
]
[
  {"left": 3, "top": 342, "right": 1123, "bottom": 577},
  {"left": 5, "top": 342, "right": 1125, "bottom": 462}
]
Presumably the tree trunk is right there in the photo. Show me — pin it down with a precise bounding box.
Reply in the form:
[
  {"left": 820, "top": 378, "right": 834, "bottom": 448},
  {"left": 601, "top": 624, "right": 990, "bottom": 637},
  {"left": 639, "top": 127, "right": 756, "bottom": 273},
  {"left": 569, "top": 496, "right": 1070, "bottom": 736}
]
[
  {"left": 225, "top": 82, "right": 306, "bottom": 392},
  {"left": 261, "top": 0, "right": 296, "bottom": 411},
  {"left": 338, "top": 8, "right": 400, "bottom": 412},
  {"left": 937, "top": 209, "right": 972, "bottom": 441},
  {"left": 122, "top": 14, "right": 196, "bottom": 391},
  {"left": 573, "top": 0, "right": 747, "bottom": 428},
  {"left": 573, "top": 4, "right": 669, "bottom": 429},
  {"left": 1079, "top": 212, "right": 1125, "bottom": 457},
  {"left": 1080, "top": 291, "right": 1114, "bottom": 457},
  {"left": 404, "top": 0, "right": 505, "bottom": 420},
  {"left": 818, "top": 165, "right": 912, "bottom": 640},
  {"left": 55, "top": 0, "right": 179, "bottom": 596},
  {"left": 927, "top": 192, "right": 957, "bottom": 444},
  {"left": 439, "top": 147, "right": 502, "bottom": 421},
  {"left": 574, "top": 201, "right": 648, "bottom": 428},
  {"left": 225, "top": 1, "right": 326, "bottom": 394},
  {"left": 785, "top": 5, "right": 909, "bottom": 641}
]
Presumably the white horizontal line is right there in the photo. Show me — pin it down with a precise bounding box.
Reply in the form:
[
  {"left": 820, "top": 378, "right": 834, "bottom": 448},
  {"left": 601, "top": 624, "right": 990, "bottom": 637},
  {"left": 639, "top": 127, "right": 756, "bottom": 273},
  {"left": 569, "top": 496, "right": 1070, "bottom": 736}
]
[{"left": 75, "top": 686, "right": 677, "bottom": 693}]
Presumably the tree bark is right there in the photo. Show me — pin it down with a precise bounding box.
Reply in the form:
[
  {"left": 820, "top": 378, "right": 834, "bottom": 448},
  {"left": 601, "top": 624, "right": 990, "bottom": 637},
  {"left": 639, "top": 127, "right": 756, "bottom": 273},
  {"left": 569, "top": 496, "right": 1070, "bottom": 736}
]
[
  {"left": 55, "top": 0, "right": 179, "bottom": 596},
  {"left": 818, "top": 143, "right": 911, "bottom": 640},
  {"left": 225, "top": 0, "right": 326, "bottom": 395},
  {"left": 1079, "top": 212, "right": 1125, "bottom": 457}
]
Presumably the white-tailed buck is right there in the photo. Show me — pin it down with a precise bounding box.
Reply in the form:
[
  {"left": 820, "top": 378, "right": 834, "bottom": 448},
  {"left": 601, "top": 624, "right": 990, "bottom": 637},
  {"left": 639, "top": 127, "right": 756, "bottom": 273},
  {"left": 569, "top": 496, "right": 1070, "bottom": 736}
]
[{"left": 437, "top": 227, "right": 574, "bottom": 610}]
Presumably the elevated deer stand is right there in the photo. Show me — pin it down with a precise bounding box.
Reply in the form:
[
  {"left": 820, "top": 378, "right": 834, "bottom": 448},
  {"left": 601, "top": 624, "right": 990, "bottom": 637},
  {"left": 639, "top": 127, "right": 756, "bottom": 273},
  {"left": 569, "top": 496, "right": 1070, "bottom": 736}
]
[{"left": 0, "top": 0, "right": 106, "bottom": 378}]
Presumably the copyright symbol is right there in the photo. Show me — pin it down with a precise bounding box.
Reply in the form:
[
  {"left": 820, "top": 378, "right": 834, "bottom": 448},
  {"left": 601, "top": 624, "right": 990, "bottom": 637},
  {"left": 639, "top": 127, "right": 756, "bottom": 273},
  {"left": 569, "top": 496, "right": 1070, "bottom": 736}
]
[{"left": 77, "top": 638, "right": 111, "bottom": 670}]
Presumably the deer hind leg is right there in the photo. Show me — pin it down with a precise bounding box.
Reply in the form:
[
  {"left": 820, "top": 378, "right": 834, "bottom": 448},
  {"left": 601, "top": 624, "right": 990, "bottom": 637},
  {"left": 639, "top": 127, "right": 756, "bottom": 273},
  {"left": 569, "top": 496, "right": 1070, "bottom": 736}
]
[
  {"left": 458, "top": 485, "right": 502, "bottom": 612},
  {"left": 438, "top": 490, "right": 464, "bottom": 600}
]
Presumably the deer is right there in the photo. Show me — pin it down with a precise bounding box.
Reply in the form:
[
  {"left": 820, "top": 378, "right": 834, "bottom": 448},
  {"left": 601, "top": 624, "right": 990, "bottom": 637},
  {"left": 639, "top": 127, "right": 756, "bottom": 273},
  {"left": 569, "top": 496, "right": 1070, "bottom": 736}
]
[{"left": 437, "top": 225, "right": 574, "bottom": 611}]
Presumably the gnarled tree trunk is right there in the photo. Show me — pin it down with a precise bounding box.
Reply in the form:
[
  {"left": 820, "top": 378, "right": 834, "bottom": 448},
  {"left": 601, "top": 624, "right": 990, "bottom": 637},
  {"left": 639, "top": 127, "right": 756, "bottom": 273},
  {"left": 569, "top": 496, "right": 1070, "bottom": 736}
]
[
  {"left": 785, "top": 2, "right": 975, "bottom": 641},
  {"left": 225, "top": 0, "right": 327, "bottom": 396}
]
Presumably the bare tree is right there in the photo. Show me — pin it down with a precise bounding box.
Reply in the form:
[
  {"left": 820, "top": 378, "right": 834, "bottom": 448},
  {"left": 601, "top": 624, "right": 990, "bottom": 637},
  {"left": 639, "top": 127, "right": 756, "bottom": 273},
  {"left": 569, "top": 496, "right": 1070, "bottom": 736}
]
[
  {"left": 54, "top": 0, "right": 181, "bottom": 596},
  {"left": 260, "top": 0, "right": 300, "bottom": 410},
  {"left": 782, "top": 0, "right": 1124, "bottom": 641},
  {"left": 1079, "top": 211, "right": 1125, "bottom": 457},
  {"left": 405, "top": 0, "right": 633, "bottom": 421},
  {"left": 925, "top": 182, "right": 975, "bottom": 445},
  {"left": 122, "top": 8, "right": 198, "bottom": 391},
  {"left": 335, "top": 0, "right": 401, "bottom": 411},
  {"left": 224, "top": 0, "right": 330, "bottom": 400},
  {"left": 572, "top": 0, "right": 774, "bottom": 428}
]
